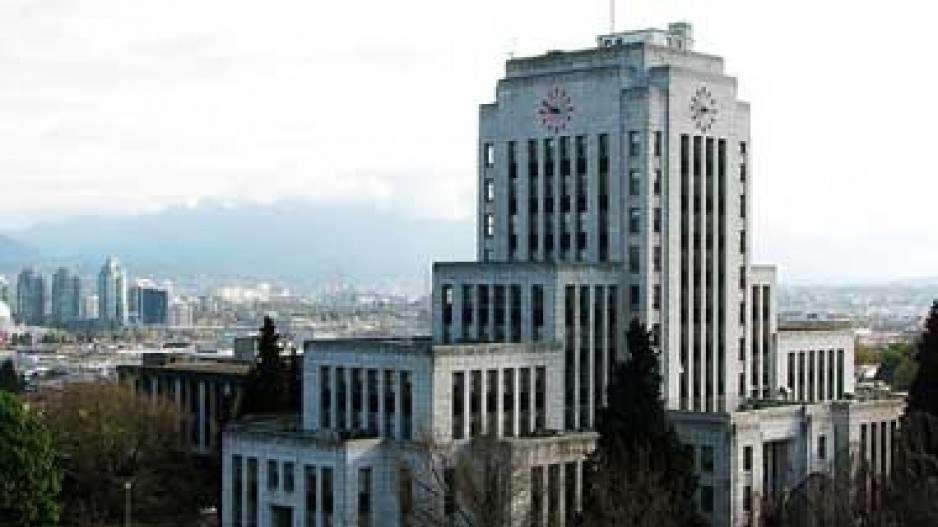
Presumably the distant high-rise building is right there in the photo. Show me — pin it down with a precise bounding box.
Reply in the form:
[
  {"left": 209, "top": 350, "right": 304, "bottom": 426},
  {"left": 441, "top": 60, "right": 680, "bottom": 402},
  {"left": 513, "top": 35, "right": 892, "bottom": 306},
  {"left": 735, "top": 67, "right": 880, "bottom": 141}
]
[
  {"left": 83, "top": 294, "right": 99, "bottom": 321},
  {"left": 169, "top": 299, "right": 194, "bottom": 328},
  {"left": 0, "top": 275, "right": 10, "bottom": 305},
  {"left": 51, "top": 267, "right": 82, "bottom": 326},
  {"left": 129, "top": 280, "right": 169, "bottom": 326},
  {"left": 15, "top": 268, "right": 46, "bottom": 326},
  {"left": 97, "top": 257, "right": 128, "bottom": 327}
]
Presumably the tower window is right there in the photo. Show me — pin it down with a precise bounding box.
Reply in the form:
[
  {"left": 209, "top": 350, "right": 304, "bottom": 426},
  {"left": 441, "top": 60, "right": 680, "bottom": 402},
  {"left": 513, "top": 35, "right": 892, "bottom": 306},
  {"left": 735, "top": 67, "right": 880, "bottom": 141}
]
[
  {"left": 484, "top": 179, "right": 494, "bottom": 203},
  {"left": 629, "top": 170, "right": 640, "bottom": 196},
  {"left": 629, "top": 131, "right": 641, "bottom": 157},
  {"left": 629, "top": 208, "right": 641, "bottom": 234},
  {"left": 484, "top": 143, "right": 495, "bottom": 167},
  {"left": 484, "top": 214, "right": 495, "bottom": 238},
  {"left": 654, "top": 131, "right": 662, "bottom": 157}
]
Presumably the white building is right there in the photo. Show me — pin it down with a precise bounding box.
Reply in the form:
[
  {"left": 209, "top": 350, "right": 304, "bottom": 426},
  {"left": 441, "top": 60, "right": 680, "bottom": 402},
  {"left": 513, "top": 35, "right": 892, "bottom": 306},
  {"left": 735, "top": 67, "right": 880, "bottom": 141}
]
[
  {"left": 222, "top": 22, "right": 904, "bottom": 527},
  {"left": 97, "top": 257, "right": 128, "bottom": 327}
]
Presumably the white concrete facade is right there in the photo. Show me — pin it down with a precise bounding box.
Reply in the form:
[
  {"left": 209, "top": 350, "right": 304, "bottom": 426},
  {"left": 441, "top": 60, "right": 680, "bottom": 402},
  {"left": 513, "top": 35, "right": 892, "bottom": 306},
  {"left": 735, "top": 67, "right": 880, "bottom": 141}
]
[{"left": 221, "top": 22, "right": 905, "bottom": 527}]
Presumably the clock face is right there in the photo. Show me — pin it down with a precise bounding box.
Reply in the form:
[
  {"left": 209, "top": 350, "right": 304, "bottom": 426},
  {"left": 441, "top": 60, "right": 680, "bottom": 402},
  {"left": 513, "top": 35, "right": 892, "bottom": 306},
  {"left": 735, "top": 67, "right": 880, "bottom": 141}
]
[
  {"left": 690, "top": 86, "right": 717, "bottom": 133},
  {"left": 538, "top": 86, "right": 574, "bottom": 134}
]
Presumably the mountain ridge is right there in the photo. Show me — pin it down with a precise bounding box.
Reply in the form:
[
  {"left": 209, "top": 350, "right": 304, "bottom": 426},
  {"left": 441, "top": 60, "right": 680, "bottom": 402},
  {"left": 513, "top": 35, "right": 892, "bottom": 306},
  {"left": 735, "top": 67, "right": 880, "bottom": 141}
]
[{"left": 4, "top": 199, "right": 475, "bottom": 286}]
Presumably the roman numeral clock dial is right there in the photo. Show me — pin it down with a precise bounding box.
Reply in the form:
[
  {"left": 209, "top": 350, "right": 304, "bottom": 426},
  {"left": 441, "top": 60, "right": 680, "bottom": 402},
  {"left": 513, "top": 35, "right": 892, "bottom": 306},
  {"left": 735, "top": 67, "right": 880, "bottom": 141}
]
[
  {"left": 690, "top": 86, "right": 718, "bottom": 133},
  {"left": 538, "top": 86, "right": 574, "bottom": 134}
]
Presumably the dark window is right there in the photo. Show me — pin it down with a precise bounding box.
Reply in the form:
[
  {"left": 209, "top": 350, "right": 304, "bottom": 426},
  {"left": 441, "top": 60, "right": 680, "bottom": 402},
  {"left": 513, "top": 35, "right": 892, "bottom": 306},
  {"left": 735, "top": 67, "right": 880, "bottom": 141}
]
[
  {"left": 629, "top": 207, "right": 640, "bottom": 233},
  {"left": 470, "top": 370, "right": 482, "bottom": 436},
  {"left": 247, "top": 458, "right": 258, "bottom": 527},
  {"left": 484, "top": 179, "right": 494, "bottom": 202},
  {"left": 629, "top": 131, "right": 641, "bottom": 157},
  {"left": 630, "top": 285, "right": 640, "bottom": 309},
  {"left": 653, "top": 246, "right": 661, "bottom": 273},
  {"left": 740, "top": 141, "right": 747, "bottom": 155},
  {"left": 503, "top": 368, "right": 515, "bottom": 436},
  {"left": 743, "top": 446, "right": 752, "bottom": 471},
  {"left": 654, "top": 131, "right": 662, "bottom": 157},
  {"left": 268, "top": 460, "right": 279, "bottom": 490},
  {"left": 401, "top": 371, "right": 412, "bottom": 439},
  {"left": 653, "top": 284, "right": 661, "bottom": 310},
  {"left": 818, "top": 434, "right": 827, "bottom": 460},
  {"left": 320, "top": 367, "right": 331, "bottom": 428},
  {"left": 284, "top": 462, "right": 295, "bottom": 493},
  {"left": 701, "top": 485, "right": 713, "bottom": 514},
  {"left": 508, "top": 141, "right": 517, "bottom": 179},
  {"left": 519, "top": 368, "right": 531, "bottom": 435},
  {"left": 233, "top": 456, "right": 243, "bottom": 527},
  {"left": 531, "top": 466, "right": 544, "bottom": 524},
  {"left": 629, "top": 245, "right": 640, "bottom": 274},
  {"left": 743, "top": 485, "right": 752, "bottom": 512},
  {"left": 358, "top": 468, "right": 372, "bottom": 527},
  {"left": 654, "top": 169, "right": 662, "bottom": 195},
  {"left": 534, "top": 366, "right": 546, "bottom": 431},
  {"left": 701, "top": 445, "right": 714, "bottom": 473},
  {"left": 305, "top": 466, "right": 317, "bottom": 527},
  {"left": 532, "top": 285, "right": 545, "bottom": 340},
  {"left": 452, "top": 372, "right": 464, "bottom": 439},
  {"left": 398, "top": 467, "right": 413, "bottom": 526},
  {"left": 322, "top": 468, "right": 334, "bottom": 527},
  {"left": 629, "top": 170, "right": 640, "bottom": 196},
  {"left": 575, "top": 135, "right": 587, "bottom": 174},
  {"left": 384, "top": 370, "right": 395, "bottom": 437},
  {"left": 653, "top": 207, "right": 661, "bottom": 233},
  {"left": 484, "top": 214, "right": 494, "bottom": 238}
]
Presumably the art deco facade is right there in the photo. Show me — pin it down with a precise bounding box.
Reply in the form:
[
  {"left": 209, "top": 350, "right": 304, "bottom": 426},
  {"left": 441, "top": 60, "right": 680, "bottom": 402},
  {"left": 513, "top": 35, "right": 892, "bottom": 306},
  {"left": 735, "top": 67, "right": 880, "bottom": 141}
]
[{"left": 222, "top": 23, "right": 903, "bottom": 527}]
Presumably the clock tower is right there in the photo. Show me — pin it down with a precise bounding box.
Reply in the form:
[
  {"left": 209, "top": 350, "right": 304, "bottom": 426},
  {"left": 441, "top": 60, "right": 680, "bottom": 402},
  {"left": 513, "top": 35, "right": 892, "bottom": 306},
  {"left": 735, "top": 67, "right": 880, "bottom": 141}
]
[{"left": 475, "top": 21, "right": 753, "bottom": 414}]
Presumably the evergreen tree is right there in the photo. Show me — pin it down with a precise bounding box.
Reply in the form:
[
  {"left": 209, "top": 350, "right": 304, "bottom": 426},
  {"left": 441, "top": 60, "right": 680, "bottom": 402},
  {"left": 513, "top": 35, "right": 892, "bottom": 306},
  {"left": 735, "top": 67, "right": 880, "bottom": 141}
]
[
  {"left": 908, "top": 301, "right": 938, "bottom": 416},
  {"left": 0, "top": 391, "right": 61, "bottom": 526},
  {"left": 0, "top": 359, "right": 24, "bottom": 394},
  {"left": 241, "top": 316, "right": 287, "bottom": 415},
  {"left": 579, "top": 319, "right": 704, "bottom": 527},
  {"left": 891, "top": 301, "right": 938, "bottom": 525}
]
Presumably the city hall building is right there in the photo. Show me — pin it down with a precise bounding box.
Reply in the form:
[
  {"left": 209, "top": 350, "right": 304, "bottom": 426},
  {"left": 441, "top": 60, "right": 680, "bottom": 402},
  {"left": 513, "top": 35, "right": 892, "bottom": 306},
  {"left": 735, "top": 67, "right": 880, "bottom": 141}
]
[{"left": 222, "top": 23, "right": 903, "bottom": 527}]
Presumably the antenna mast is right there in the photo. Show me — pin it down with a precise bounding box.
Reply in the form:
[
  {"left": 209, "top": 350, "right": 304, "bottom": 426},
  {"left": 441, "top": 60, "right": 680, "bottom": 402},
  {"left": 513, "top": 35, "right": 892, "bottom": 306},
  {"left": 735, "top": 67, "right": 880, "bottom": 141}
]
[{"left": 610, "top": 0, "right": 616, "bottom": 32}]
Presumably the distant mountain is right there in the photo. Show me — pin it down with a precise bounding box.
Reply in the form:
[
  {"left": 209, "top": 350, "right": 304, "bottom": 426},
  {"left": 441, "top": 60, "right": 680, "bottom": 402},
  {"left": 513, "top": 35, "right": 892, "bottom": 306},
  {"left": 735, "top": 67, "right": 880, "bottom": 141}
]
[
  {"left": 0, "top": 234, "right": 38, "bottom": 269},
  {"left": 8, "top": 199, "right": 475, "bottom": 286}
]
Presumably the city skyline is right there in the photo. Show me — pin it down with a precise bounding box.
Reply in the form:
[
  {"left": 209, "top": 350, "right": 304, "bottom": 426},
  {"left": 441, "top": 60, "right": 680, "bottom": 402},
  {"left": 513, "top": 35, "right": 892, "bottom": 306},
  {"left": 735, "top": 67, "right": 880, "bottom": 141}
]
[{"left": 2, "top": 0, "right": 937, "bottom": 284}]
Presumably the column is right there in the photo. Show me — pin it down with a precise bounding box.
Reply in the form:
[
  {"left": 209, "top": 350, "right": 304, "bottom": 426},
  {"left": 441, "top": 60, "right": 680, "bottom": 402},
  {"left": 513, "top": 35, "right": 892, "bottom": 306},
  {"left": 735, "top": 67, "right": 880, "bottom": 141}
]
[
  {"left": 363, "top": 369, "right": 371, "bottom": 433},
  {"left": 345, "top": 368, "right": 353, "bottom": 430},
  {"left": 572, "top": 286, "right": 581, "bottom": 428},
  {"left": 377, "top": 369, "right": 386, "bottom": 438},
  {"left": 197, "top": 380, "right": 207, "bottom": 450},
  {"left": 587, "top": 289, "right": 596, "bottom": 426},
  {"left": 329, "top": 367, "right": 337, "bottom": 431},
  {"left": 394, "top": 371, "right": 403, "bottom": 439},
  {"left": 495, "top": 368, "right": 504, "bottom": 437},
  {"left": 463, "top": 369, "right": 471, "bottom": 439},
  {"left": 512, "top": 368, "right": 520, "bottom": 437}
]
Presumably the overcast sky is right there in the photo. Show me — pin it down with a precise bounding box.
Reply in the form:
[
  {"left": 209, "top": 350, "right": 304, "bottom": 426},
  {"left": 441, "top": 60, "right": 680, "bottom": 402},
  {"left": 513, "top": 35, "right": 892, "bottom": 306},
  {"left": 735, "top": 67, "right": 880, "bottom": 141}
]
[{"left": 1, "top": 0, "right": 936, "bottom": 283}]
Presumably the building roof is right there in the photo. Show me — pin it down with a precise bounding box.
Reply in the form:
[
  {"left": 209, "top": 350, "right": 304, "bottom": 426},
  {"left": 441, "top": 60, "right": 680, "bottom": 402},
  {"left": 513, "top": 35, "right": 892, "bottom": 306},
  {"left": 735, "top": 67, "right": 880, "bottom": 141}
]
[{"left": 778, "top": 320, "right": 854, "bottom": 332}]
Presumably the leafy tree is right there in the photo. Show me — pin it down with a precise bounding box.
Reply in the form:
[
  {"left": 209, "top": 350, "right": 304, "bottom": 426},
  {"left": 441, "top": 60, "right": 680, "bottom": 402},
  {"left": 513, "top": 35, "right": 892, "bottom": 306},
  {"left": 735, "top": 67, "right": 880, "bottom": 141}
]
[
  {"left": 33, "top": 382, "right": 208, "bottom": 526},
  {"left": 578, "top": 320, "right": 704, "bottom": 527},
  {"left": 0, "top": 391, "right": 61, "bottom": 526},
  {"left": 0, "top": 359, "right": 24, "bottom": 394},
  {"left": 855, "top": 345, "right": 877, "bottom": 365},
  {"left": 241, "top": 316, "right": 288, "bottom": 415},
  {"left": 400, "top": 435, "right": 527, "bottom": 527}
]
